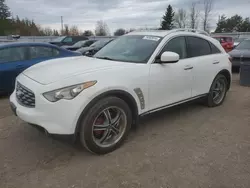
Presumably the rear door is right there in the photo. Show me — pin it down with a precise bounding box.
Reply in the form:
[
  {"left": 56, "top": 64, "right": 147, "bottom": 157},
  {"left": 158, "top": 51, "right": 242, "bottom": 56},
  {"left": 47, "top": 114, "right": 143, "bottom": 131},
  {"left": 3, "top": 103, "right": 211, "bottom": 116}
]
[
  {"left": 0, "top": 46, "right": 29, "bottom": 92},
  {"left": 186, "top": 36, "right": 221, "bottom": 96}
]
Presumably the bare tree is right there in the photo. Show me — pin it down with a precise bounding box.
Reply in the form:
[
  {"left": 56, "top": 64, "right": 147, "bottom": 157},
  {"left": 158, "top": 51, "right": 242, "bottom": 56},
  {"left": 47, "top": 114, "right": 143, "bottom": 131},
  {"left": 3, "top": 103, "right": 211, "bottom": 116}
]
[
  {"left": 95, "top": 20, "right": 110, "bottom": 36},
  {"left": 190, "top": 2, "right": 200, "bottom": 29},
  {"left": 175, "top": 8, "right": 187, "bottom": 28},
  {"left": 69, "top": 25, "right": 80, "bottom": 36},
  {"left": 202, "top": 0, "right": 214, "bottom": 32}
]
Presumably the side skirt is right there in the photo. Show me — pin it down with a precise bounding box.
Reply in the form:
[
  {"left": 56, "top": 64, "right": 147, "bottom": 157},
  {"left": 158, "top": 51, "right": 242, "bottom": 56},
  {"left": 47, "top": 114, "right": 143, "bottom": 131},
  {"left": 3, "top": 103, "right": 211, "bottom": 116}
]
[{"left": 140, "top": 94, "right": 208, "bottom": 117}]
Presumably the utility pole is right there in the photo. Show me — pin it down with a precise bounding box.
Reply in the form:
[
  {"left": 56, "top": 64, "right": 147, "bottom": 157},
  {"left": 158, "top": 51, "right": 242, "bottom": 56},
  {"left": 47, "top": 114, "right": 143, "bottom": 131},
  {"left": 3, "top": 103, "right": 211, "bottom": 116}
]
[{"left": 61, "top": 16, "right": 64, "bottom": 35}]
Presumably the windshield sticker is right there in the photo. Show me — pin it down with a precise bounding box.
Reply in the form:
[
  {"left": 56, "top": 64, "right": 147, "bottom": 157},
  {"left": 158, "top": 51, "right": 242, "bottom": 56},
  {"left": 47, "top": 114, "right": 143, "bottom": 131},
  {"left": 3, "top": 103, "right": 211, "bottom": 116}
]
[{"left": 142, "top": 36, "right": 160, "bottom": 41}]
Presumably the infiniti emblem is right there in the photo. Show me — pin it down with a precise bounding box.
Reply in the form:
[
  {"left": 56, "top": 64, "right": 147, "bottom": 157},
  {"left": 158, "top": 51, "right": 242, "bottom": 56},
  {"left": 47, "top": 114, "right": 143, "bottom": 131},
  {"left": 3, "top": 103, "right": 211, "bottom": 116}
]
[{"left": 16, "top": 90, "right": 23, "bottom": 98}]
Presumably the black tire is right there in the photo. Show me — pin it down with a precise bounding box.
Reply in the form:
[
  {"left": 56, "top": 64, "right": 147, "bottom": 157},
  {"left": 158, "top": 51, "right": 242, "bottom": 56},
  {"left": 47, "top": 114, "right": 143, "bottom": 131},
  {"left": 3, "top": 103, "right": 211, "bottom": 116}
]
[
  {"left": 79, "top": 96, "right": 132, "bottom": 155},
  {"left": 204, "top": 74, "right": 228, "bottom": 107}
]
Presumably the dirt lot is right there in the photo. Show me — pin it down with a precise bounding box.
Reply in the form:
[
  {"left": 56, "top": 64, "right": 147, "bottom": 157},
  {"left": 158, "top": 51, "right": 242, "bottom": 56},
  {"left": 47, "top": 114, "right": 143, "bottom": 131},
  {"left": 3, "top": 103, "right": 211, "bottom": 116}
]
[{"left": 0, "top": 73, "right": 250, "bottom": 188}]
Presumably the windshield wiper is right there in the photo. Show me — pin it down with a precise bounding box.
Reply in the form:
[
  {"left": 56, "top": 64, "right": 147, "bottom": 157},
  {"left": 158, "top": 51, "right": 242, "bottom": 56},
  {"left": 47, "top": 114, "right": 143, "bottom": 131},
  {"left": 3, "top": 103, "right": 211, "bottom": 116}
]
[{"left": 96, "top": 56, "right": 115, "bottom": 61}]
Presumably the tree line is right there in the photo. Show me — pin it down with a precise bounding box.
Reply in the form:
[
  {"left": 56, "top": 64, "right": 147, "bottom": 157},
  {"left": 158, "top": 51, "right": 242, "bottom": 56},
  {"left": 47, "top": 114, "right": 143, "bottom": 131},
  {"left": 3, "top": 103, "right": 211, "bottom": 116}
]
[
  {"left": 159, "top": 0, "right": 250, "bottom": 33},
  {"left": 1, "top": 0, "right": 250, "bottom": 37}
]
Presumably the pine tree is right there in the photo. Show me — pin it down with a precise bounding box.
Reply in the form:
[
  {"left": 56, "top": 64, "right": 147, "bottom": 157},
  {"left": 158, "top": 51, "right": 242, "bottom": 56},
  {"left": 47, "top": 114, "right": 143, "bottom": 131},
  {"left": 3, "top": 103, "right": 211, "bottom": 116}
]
[
  {"left": 160, "top": 5, "right": 175, "bottom": 30},
  {"left": 0, "top": 0, "right": 10, "bottom": 19}
]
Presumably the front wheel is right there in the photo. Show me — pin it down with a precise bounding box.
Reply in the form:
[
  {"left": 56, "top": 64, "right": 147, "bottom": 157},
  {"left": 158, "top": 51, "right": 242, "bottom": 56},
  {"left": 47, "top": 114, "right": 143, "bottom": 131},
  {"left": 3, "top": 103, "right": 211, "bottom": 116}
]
[
  {"left": 79, "top": 96, "right": 132, "bottom": 155},
  {"left": 204, "top": 74, "right": 228, "bottom": 107}
]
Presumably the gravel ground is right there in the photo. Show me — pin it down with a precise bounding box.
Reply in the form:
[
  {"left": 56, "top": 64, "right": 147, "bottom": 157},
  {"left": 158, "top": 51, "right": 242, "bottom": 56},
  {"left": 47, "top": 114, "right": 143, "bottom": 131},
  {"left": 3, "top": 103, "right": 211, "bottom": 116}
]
[{"left": 1, "top": 73, "right": 250, "bottom": 188}]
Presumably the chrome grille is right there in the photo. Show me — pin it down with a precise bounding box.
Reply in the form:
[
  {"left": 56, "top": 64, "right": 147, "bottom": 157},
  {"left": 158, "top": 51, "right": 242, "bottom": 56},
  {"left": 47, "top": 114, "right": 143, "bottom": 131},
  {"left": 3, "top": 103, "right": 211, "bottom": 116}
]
[{"left": 16, "top": 82, "right": 35, "bottom": 108}]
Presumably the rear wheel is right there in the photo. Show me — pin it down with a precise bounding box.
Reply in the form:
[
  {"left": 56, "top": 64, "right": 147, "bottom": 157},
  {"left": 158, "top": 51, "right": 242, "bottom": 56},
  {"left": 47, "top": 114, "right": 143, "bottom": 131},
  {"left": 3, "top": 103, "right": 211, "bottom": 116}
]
[
  {"left": 204, "top": 74, "right": 228, "bottom": 107},
  {"left": 79, "top": 97, "right": 132, "bottom": 154}
]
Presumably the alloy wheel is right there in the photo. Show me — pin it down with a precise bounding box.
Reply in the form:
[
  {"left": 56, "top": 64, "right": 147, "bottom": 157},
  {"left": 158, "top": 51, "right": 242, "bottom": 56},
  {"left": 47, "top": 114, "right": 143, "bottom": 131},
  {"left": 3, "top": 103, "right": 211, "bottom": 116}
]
[
  {"left": 212, "top": 77, "right": 227, "bottom": 104},
  {"left": 92, "top": 106, "right": 127, "bottom": 148}
]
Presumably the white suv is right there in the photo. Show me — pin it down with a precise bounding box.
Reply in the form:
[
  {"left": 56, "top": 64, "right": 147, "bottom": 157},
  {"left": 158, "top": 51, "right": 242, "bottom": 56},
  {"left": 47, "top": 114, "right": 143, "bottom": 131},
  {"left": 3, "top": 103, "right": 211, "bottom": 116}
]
[{"left": 10, "top": 29, "right": 232, "bottom": 154}]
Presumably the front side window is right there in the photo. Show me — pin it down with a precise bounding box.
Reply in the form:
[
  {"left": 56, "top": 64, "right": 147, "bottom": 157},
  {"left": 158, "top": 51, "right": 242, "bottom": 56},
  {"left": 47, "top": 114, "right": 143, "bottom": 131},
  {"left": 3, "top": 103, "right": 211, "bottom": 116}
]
[
  {"left": 160, "top": 36, "right": 187, "bottom": 59},
  {"left": 94, "top": 35, "right": 162, "bottom": 63},
  {"left": 186, "top": 36, "right": 211, "bottom": 57},
  {"left": 0, "top": 47, "right": 27, "bottom": 63},
  {"left": 29, "top": 46, "right": 59, "bottom": 59}
]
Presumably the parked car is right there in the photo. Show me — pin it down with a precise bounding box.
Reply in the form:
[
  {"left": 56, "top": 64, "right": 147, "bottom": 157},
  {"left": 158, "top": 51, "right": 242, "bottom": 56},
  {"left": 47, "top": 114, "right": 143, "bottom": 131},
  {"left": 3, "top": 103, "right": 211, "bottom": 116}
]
[
  {"left": 228, "top": 39, "right": 250, "bottom": 69},
  {"left": 233, "top": 38, "right": 247, "bottom": 47},
  {"left": 62, "top": 39, "right": 97, "bottom": 51},
  {"left": 76, "top": 39, "right": 113, "bottom": 56},
  {"left": 0, "top": 42, "right": 81, "bottom": 93},
  {"left": 213, "top": 36, "right": 234, "bottom": 52},
  {"left": 10, "top": 29, "right": 232, "bottom": 154},
  {"left": 49, "top": 36, "right": 89, "bottom": 47}
]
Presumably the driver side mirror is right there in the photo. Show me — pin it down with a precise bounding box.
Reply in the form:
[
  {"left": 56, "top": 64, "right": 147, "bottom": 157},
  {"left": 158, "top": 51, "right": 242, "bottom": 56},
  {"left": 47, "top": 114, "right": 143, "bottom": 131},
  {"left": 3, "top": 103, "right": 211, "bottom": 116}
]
[{"left": 160, "top": 51, "right": 180, "bottom": 63}]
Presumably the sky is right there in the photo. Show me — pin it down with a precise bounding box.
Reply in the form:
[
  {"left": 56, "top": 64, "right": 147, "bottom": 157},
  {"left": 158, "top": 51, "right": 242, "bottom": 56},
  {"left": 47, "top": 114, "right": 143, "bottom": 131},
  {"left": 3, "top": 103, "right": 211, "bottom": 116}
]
[{"left": 6, "top": 0, "right": 250, "bottom": 33}]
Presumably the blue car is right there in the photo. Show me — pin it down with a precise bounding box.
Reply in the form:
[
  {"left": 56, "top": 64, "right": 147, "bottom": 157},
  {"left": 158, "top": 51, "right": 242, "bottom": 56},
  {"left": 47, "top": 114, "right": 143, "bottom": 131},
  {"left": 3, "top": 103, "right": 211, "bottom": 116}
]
[{"left": 0, "top": 42, "right": 81, "bottom": 93}]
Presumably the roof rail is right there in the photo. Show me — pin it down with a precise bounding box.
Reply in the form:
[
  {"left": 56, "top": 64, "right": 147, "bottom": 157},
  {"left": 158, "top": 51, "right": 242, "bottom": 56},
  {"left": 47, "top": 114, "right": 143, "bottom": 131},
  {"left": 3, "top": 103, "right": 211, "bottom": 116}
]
[{"left": 169, "top": 28, "right": 210, "bottom": 36}]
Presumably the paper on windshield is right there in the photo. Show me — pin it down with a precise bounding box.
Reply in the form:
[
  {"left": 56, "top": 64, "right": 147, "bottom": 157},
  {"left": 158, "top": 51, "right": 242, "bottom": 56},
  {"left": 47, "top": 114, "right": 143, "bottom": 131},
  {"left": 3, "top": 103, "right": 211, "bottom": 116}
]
[{"left": 142, "top": 36, "right": 160, "bottom": 41}]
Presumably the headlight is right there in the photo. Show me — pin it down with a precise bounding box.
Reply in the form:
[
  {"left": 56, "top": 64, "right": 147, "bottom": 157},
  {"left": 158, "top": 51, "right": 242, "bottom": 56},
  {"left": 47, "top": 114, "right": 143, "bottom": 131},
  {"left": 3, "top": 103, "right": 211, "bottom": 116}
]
[{"left": 43, "top": 81, "right": 97, "bottom": 102}]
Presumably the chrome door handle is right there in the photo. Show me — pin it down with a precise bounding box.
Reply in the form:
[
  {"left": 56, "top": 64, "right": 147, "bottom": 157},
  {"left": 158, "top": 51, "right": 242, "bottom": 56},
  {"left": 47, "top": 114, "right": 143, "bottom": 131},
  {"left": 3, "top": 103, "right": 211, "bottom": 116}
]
[
  {"left": 213, "top": 61, "right": 220, "bottom": 64},
  {"left": 184, "top": 66, "right": 193, "bottom": 70}
]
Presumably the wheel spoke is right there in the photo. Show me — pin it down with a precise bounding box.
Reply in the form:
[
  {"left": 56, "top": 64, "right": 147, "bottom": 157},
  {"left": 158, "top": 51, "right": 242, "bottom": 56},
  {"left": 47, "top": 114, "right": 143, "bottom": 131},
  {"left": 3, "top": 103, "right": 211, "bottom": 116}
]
[
  {"left": 111, "top": 126, "right": 120, "bottom": 135},
  {"left": 93, "top": 124, "right": 109, "bottom": 131},
  {"left": 111, "top": 111, "right": 121, "bottom": 126},
  {"left": 100, "top": 129, "right": 111, "bottom": 143},
  {"left": 103, "top": 109, "right": 112, "bottom": 124}
]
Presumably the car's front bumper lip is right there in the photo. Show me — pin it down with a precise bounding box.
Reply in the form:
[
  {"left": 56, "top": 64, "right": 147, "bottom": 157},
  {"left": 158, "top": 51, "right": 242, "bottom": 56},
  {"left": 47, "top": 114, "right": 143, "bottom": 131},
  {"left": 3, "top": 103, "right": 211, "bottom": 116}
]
[
  {"left": 10, "top": 102, "right": 17, "bottom": 116},
  {"left": 10, "top": 91, "right": 83, "bottom": 135}
]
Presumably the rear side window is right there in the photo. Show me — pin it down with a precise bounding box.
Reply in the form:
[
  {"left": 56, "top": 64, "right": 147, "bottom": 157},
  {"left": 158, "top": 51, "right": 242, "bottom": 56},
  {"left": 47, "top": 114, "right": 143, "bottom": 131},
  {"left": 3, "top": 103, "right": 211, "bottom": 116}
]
[
  {"left": 63, "top": 37, "right": 73, "bottom": 43},
  {"left": 0, "top": 47, "right": 28, "bottom": 63},
  {"left": 160, "top": 36, "right": 187, "bottom": 59},
  {"left": 29, "top": 46, "right": 59, "bottom": 59},
  {"left": 186, "top": 36, "right": 211, "bottom": 57},
  {"left": 210, "top": 42, "right": 221, "bottom": 54}
]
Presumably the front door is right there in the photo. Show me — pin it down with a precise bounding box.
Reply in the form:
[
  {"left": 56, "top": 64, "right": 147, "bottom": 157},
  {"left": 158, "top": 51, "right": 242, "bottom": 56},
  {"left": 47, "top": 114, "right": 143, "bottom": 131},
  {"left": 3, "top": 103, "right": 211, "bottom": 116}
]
[
  {"left": 149, "top": 36, "right": 193, "bottom": 111},
  {"left": 0, "top": 46, "right": 29, "bottom": 93}
]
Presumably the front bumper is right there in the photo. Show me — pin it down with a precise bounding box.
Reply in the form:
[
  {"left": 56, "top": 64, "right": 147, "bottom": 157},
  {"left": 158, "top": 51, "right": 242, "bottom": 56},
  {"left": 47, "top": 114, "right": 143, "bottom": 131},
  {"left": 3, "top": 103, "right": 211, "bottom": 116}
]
[{"left": 9, "top": 74, "right": 88, "bottom": 135}]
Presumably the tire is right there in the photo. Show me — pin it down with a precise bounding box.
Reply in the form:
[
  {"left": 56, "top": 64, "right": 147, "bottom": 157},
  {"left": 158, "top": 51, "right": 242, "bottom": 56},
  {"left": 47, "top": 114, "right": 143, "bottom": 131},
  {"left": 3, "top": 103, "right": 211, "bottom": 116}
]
[
  {"left": 79, "top": 96, "right": 132, "bottom": 155},
  {"left": 204, "top": 74, "right": 228, "bottom": 107}
]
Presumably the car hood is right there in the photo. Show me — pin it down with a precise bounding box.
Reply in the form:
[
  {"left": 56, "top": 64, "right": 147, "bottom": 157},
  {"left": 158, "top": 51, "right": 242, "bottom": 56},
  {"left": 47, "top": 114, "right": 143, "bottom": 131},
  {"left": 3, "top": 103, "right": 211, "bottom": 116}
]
[
  {"left": 22, "top": 56, "right": 128, "bottom": 85},
  {"left": 228, "top": 49, "right": 250, "bottom": 58}
]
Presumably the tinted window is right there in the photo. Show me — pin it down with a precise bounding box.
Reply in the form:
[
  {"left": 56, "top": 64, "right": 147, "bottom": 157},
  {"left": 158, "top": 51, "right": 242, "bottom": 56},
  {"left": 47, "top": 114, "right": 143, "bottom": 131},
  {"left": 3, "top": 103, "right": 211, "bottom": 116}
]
[
  {"left": 186, "top": 37, "right": 211, "bottom": 57},
  {"left": 85, "top": 40, "right": 96, "bottom": 46},
  {"left": 160, "top": 37, "right": 187, "bottom": 59},
  {"left": 210, "top": 42, "right": 221, "bottom": 54},
  {"left": 29, "top": 46, "right": 59, "bottom": 59},
  {"left": 63, "top": 37, "right": 72, "bottom": 43},
  {"left": 0, "top": 47, "right": 27, "bottom": 63}
]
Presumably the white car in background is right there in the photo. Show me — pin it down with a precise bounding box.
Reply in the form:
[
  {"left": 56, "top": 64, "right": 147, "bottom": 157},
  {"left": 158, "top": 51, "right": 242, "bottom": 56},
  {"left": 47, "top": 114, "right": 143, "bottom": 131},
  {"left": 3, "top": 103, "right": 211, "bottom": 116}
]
[{"left": 10, "top": 29, "right": 232, "bottom": 154}]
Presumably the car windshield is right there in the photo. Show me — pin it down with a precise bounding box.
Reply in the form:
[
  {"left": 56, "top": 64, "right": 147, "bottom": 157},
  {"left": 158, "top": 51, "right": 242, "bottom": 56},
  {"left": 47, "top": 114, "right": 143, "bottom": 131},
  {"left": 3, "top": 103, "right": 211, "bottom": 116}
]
[
  {"left": 51, "top": 36, "right": 66, "bottom": 42},
  {"left": 235, "top": 40, "right": 250, "bottom": 50},
  {"left": 94, "top": 35, "right": 162, "bottom": 63},
  {"left": 72, "top": 41, "right": 87, "bottom": 48},
  {"left": 90, "top": 39, "right": 111, "bottom": 48}
]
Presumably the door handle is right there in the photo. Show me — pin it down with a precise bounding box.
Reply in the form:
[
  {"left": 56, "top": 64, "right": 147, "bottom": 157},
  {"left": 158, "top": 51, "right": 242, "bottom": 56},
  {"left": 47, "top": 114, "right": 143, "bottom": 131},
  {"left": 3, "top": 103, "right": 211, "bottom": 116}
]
[
  {"left": 213, "top": 61, "right": 220, "bottom": 64},
  {"left": 184, "top": 65, "right": 193, "bottom": 70}
]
